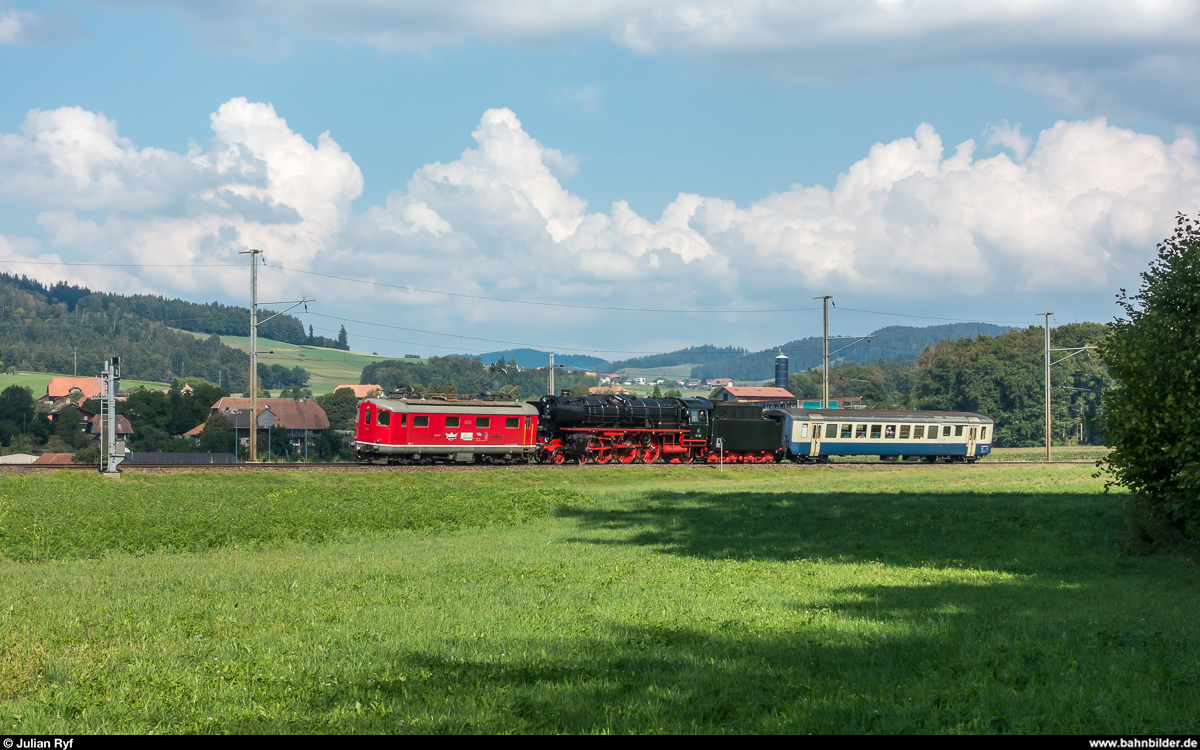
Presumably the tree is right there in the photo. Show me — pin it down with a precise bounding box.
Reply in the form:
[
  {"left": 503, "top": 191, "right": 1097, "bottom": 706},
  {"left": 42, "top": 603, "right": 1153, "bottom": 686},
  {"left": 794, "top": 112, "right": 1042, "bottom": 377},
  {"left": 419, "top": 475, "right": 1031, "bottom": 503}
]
[
  {"left": 315, "top": 387, "right": 359, "bottom": 431},
  {"left": 1099, "top": 213, "right": 1200, "bottom": 541},
  {"left": 651, "top": 384, "right": 663, "bottom": 398},
  {"left": 197, "top": 413, "right": 236, "bottom": 454},
  {"left": 337, "top": 325, "right": 349, "bottom": 350}
]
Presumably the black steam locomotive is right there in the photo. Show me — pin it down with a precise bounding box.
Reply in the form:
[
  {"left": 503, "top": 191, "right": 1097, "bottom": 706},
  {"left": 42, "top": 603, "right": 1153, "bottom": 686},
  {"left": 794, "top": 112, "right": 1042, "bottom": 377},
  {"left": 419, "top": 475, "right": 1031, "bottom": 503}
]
[{"left": 534, "top": 394, "right": 784, "bottom": 464}]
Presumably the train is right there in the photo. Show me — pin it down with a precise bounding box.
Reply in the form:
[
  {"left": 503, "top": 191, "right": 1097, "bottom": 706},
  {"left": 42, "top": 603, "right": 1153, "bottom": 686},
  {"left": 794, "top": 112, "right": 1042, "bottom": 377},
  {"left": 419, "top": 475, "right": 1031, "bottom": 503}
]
[{"left": 353, "top": 392, "right": 993, "bottom": 465}]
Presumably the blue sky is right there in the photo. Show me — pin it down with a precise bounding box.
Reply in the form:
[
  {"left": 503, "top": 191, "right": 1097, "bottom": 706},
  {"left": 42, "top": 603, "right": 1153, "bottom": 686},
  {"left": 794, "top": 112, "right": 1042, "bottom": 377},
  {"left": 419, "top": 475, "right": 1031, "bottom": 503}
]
[{"left": 2, "top": 1, "right": 1199, "bottom": 358}]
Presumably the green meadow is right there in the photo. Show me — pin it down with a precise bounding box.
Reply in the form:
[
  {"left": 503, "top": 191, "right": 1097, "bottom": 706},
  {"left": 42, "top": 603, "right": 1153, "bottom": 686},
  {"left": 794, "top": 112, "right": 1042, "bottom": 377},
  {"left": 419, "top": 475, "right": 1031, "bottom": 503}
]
[
  {"left": 193, "top": 335, "right": 419, "bottom": 394},
  {"left": 0, "top": 465, "right": 1196, "bottom": 734}
]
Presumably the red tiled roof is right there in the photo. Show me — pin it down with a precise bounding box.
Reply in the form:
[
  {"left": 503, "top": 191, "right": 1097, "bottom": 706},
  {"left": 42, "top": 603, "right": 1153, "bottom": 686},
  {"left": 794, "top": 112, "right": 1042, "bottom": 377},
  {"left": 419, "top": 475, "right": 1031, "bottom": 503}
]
[
  {"left": 44, "top": 377, "right": 103, "bottom": 400},
  {"left": 720, "top": 387, "right": 795, "bottom": 398},
  {"left": 34, "top": 453, "right": 76, "bottom": 464},
  {"left": 334, "top": 384, "right": 382, "bottom": 397}
]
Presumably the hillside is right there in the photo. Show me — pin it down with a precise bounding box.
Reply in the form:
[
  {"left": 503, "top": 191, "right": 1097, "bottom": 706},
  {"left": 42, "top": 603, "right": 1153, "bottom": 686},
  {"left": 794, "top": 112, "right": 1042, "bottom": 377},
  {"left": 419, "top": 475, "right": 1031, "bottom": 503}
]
[
  {"left": 0, "top": 274, "right": 253, "bottom": 389},
  {"left": 210, "top": 335, "right": 420, "bottom": 394},
  {"left": 691, "top": 323, "right": 1014, "bottom": 380},
  {"left": 475, "top": 348, "right": 610, "bottom": 370}
]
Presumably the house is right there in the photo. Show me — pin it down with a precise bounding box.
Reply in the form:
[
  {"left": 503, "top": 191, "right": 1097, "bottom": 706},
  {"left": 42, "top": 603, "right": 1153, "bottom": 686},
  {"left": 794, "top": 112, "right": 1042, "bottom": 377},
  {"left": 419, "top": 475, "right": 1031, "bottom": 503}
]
[
  {"left": 0, "top": 454, "right": 38, "bottom": 464},
  {"left": 635, "top": 378, "right": 646, "bottom": 385},
  {"left": 196, "top": 397, "right": 331, "bottom": 446},
  {"left": 33, "top": 453, "right": 75, "bottom": 464},
  {"left": 654, "top": 378, "right": 666, "bottom": 385},
  {"left": 40, "top": 377, "right": 104, "bottom": 404},
  {"left": 707, "top": 378, "right": 734, "bottom": 388},
  {"left": 83, "top": 413, "right": 134, "bottom": 441},
  {"left": 589, "top": 385, "right": 631, "bottom": 394},
  {"left": 709, "top": 386, "right": 797, "bottom": 407},
  {"left": 686, "top": 378, "right": 702, "bottom": 389},
  {"left": 334, "top": 384, "right": 383, "bottom": 398}
]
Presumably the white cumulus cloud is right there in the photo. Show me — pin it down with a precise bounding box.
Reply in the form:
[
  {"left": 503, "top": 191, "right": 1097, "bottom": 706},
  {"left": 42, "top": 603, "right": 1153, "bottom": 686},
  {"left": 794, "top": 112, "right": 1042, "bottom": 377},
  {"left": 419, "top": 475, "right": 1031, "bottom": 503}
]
[{"left": 3, "top": 99, "right": 1199, "bottom": 352}]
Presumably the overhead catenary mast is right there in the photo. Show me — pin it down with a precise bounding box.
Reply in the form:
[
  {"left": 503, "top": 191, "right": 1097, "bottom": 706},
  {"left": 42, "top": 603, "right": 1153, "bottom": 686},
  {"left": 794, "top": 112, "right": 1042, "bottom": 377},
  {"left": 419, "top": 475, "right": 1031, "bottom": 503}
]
[{"left": 241, "top": 248, "right": 314, "bottom": 463}]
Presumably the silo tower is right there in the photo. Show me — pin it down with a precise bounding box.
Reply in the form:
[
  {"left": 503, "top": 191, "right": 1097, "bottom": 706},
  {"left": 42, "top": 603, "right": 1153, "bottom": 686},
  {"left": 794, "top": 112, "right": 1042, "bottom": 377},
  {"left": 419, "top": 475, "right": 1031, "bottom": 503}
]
[{"left": 775, "top": 351, "right": 788, "bottom": 388}]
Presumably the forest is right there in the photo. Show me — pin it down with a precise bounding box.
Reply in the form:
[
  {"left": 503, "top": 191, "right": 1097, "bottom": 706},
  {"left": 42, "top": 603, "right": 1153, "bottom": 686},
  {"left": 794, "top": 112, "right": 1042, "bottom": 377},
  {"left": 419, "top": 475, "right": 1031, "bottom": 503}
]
[{"left": 782, "top": 323, "right": 1108, "bottom": 447}]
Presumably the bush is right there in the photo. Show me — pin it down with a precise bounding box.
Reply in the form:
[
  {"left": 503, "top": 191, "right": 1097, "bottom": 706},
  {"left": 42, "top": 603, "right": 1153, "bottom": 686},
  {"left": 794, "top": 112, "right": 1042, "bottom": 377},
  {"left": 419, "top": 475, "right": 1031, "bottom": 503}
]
[{"left": 1099, "top": 213, "right": 1200, "bottom": 542}]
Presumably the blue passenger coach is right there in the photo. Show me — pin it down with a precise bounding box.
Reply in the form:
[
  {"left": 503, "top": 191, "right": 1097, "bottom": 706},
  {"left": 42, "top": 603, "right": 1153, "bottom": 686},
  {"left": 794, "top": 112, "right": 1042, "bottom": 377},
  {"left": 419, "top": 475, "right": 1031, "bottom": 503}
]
[{"left": 768, "top": 409, "right": 994, "bottom": 463}]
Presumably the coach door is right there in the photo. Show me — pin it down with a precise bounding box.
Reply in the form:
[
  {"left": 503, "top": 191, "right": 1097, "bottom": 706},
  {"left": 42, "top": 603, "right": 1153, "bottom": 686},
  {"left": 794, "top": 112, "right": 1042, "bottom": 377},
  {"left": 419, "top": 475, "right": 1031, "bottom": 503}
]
[
  {"left": 966, "top": 426, "right": 977, "bottom": 457},
  {"left": 810, "top": 420, "right": 823, "bottom": 458},
  {"left": 523, "top": 415, "right": 535, "bottom": 446}
]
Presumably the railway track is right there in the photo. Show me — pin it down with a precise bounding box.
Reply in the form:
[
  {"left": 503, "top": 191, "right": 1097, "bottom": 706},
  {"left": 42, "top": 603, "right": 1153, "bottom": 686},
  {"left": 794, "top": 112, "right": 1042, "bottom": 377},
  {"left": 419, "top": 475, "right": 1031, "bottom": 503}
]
[{"left": 0, "top": 460, "right": 1099, "bottom": 475}]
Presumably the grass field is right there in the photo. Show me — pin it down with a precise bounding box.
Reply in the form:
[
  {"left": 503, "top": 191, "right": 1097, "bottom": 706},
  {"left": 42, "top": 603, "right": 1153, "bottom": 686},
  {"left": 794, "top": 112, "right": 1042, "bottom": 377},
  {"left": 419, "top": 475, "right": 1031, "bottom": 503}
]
[
  {"left": 1, "top": 465, "right": 1196, "bottom": 734},
  {"left": 0, "top": 371, "right": 170, "bottom": 397},
  {"left": 180, "top": 333, "right": 422, "bottom": 394}
]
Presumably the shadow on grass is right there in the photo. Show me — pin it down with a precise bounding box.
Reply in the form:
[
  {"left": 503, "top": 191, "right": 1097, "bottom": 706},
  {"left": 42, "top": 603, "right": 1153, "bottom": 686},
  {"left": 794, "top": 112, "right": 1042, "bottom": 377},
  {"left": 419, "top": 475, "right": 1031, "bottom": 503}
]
[
  {"left": 220, "top": 577, "right": 1198, "bottom": 734},
  {"left": 558, "top": 490, "right": 1123, "bottom": 575}
]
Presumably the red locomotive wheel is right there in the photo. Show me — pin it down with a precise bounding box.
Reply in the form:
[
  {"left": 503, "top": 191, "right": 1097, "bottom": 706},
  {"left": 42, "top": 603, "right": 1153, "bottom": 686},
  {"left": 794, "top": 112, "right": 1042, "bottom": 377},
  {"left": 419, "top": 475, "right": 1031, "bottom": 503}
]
[
  {"left": 680, "top": 450, "right": 694, "bottom": 464},
  {"left": 577, "top": 453, "right": 588, "bottom": 465},
  {"left": 594, "top": 448, "right": 613, "bottom": 464},
  {"left": 549, "top": 449, "right": 565, "bottom": 465},
  {"left": 617, "top": 447, "right": 637, "bottom": 464},
  {"left": 640, "top": 446, "right": 660, "bottom": 464}
]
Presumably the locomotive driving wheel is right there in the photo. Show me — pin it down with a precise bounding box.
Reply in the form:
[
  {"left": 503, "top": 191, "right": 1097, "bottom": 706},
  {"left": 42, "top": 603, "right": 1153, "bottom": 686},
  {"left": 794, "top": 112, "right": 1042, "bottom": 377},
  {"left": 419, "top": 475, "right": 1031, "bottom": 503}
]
[
  {"left": 639, "top": 445, "right": 661, "bottom": 464},
  {"left": 549, "top": 449, "right": 565, "bottom": 465},
  {"left": 594, "top": 447, "right": 613, "bottom": 464}
]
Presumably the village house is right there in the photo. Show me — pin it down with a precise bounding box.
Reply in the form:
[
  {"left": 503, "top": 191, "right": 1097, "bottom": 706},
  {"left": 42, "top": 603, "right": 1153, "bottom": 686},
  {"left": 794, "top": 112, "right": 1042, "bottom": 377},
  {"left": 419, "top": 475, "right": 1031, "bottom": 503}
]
[
  {"left": 187, "top": 397, "right": 330, "bottom": 447},
  {"left": 709, "top": 386, "right": 797, "bottom": 408},
  {"left": 707, "top": 378, "right": 734, "bottom": 388},
  {"left": 39, "top": 377, "right": 105, "bottom": 404}
]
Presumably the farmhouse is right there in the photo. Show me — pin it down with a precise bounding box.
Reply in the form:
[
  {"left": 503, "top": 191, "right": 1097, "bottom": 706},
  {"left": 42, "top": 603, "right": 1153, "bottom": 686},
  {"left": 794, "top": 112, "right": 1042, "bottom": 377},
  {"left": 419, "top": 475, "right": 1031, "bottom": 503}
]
[{"left": 189, "top": 397, "right": 330, "bottom": 445}]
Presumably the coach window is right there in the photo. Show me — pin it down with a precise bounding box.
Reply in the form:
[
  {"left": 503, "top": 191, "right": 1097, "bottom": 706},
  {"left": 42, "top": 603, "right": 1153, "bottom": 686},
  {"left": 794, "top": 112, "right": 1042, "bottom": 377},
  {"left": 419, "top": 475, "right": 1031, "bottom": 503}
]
[
  {"left": 414, "top": 416, "right": 429, "bottom": 428},
  {"left": 446, "top": 416, "right": 461, "bottom": 428},
  {"left": 913, "top": 425, "right": 925, "bottom": 439},
  {"left": 827, "top": 424, "right": 839, "bottom": 439},
  {"left": 505, "top": 417, "right": 519, "bottom": 429},
  {"left": 800, "top": 423, "right": 809, "bottom": 438},
  {"left": 899, "top": 425, "right": 910, "bottom": 439},
  {"left": 841, "top": 424, "right": 852, "bottom": 439},
  {"left": 884, "top": 425, "right": 896, "bottom": 439},
  {"left": 943, "top": 425, "right": 952, "bottom": 437},
  {"left": 377, "top": 411, "right": 390, "bottom": 427},
  {"left": 931, "top": 426, "right": 942, "bottom": 439},
  {"left": 955, "top": 425, "right": 964, "bottom": 437},
  {"left": 870, "top": 425, "right": 881, "bottom": 439},
  {"left": 477, "top": 417, "right": 491, "bottom": 429},
  {"left": 400, "top": 414, "right": 407, "bottom": 427},
  {"left": 364, "top": 409, "right": 372, "bottom": 425},
  {"left": 855, "top": 424, "right": 867, "bottom": 439},
  {"left": 980, "top": 427, "right": 987, "bottom": 440}
]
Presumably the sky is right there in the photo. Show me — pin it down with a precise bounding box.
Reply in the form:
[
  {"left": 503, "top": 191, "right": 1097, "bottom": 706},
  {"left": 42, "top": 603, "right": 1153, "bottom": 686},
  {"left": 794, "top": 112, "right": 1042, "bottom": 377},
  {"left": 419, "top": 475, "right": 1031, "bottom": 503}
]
[{"left": 1, "top": 0, "right": 1199, "bottom": 361}]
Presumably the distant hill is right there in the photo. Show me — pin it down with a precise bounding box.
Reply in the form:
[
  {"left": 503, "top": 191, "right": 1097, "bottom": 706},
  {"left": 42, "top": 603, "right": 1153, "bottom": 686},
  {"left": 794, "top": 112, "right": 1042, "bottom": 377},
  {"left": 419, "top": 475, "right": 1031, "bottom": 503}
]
[
  {"left": 608, "top": 345, "right": 745, "bottom": 371},
  {"left": 691, "top": 323, "right": 1015, "bottom": 380},
  {"left": 476, "top": 349, "right": 610, "bottom": 371},
  {"left": 1, "top": 273, "right": 346, "bottom": 350}
]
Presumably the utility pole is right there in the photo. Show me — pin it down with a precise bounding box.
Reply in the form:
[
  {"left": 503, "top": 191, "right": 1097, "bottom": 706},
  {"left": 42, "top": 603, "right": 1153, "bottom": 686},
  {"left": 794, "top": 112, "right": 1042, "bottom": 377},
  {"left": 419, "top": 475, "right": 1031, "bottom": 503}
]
[
  {"left": 99, "top": 356, "right": 123, "bottom": 475},
  {"left": 548, "top": 353, "right": 555, "bottom": 396},
  {"left": 242, "top": 249, "right": 263, "bottom": 461},
  {"left": 73, "top": 346, "right": 77, "bottom": 376},
  {"left": 1041, "top": 312, "right": 1052, "bottom": 462},
  {"left": 239, "top": 250, "right": 314, "bottom": 463},
  {"left": 815, "top": 295, "right": 832, "bottom": 408},
  {"left": 1041, "top": 314, "right": 1097, "bottom": 463}
]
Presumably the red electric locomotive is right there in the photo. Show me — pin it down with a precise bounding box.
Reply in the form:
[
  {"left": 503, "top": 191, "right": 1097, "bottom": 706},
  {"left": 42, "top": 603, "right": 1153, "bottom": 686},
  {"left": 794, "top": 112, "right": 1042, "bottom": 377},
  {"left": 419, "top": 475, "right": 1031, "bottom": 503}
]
[{"left": 355, "top": 397, "right": 540, "bottom": 464}]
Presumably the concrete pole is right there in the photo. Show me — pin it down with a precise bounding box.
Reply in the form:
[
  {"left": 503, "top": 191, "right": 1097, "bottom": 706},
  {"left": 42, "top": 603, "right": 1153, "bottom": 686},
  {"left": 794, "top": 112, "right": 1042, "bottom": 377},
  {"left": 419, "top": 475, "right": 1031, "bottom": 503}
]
[
  {"left": 242, "top": 248, "right": 262, "bottom": 462},
  {"left": 1042, "top": 311, "right": 1052, "bottom": 462},
  {"left": 814, "top": 296, "right": 832, "bottom": 408},
  {"left": 549, "top": 352, "right": 555, "bottom": 396}
]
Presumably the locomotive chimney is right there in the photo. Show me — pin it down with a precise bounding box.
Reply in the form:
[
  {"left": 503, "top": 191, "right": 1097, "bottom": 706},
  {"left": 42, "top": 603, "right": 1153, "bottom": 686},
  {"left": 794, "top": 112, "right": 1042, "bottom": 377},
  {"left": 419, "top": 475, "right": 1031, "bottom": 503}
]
[{"left": 775, "top": 350, "right": 788, "bottom": 389}]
